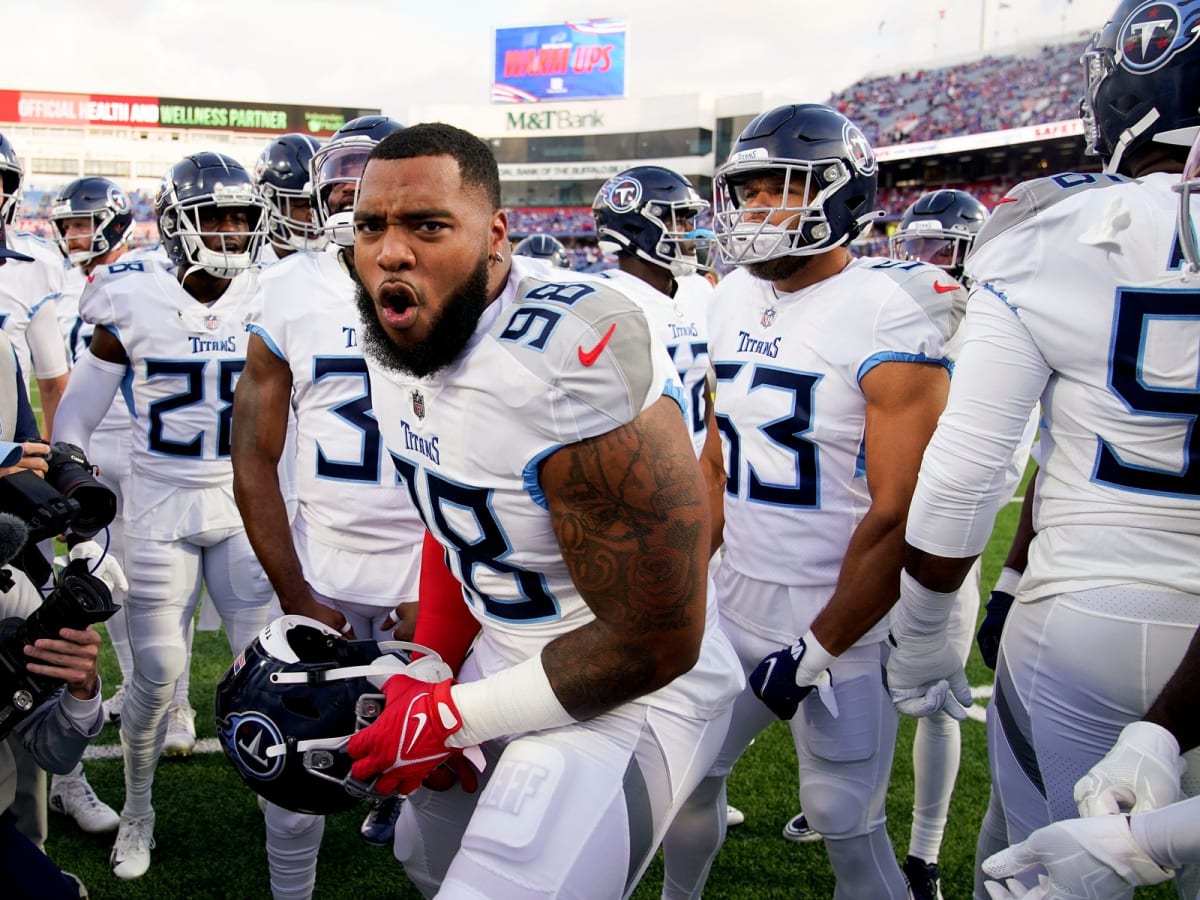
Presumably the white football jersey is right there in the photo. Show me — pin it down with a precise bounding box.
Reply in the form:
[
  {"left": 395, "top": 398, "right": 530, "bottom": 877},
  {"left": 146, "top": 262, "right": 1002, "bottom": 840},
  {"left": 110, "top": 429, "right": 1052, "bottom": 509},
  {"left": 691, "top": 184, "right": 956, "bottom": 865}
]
[
  {"left": 709, "top": 259, "right": 953, "bottom": 609},
  {"left": 0, "top": 231, "right": 70, "bottom": 384},
  {"left": 367, "top": 256, "right": 743, "bottom": 720},
  {"left": 956, "top": 171, "right": 1200, "bottom": 602},
  {"left": 601, "top": 269, "right": 714, "bottom": 457},
  {"left": 60, "top": 266, "right": 131, "bottom": 438},
  {"left": 80, "top": 257, "right": 258, "bottom": 488},
  {"left": 247, "top": 246, "right": 424, "bottom": 557}
]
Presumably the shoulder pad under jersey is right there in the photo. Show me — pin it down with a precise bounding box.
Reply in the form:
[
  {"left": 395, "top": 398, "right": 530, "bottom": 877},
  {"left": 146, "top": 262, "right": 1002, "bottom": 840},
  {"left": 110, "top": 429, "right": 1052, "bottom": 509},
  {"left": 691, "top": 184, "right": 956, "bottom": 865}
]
[{"left": 973, "top": 172, "right": 1131, "bottom": 254}]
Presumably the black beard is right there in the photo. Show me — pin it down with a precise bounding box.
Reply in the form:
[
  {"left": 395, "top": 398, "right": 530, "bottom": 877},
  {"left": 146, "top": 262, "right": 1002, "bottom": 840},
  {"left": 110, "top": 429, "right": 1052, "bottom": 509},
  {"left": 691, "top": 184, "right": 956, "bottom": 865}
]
[
  {"left": 747, "top": 254, "right": 810, "bottom": 283},
  {"left": 354, "top": 252, "right": 491, "bottom": 379}
]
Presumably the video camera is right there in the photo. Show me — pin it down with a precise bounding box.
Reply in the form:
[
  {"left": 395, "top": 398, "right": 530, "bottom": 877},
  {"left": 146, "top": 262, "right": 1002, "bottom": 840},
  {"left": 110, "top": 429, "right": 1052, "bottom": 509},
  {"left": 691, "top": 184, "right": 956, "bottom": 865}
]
[
  {"left": 0, "top": 441, "right": 117, "bottom": 587},
  {"left": 0, "top": 513, "right": 118, "bottom": 739}
]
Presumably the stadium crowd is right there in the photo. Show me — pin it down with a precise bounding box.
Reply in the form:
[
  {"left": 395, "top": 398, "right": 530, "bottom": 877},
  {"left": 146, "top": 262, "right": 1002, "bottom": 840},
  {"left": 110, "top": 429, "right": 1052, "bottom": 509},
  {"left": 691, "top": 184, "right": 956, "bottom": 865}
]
[
  {"left": 831, "top": 39, "right": 1084, "bottom": 146},
  {"left": 0, "top": 3, "right": 1198, "bottom": 899}
]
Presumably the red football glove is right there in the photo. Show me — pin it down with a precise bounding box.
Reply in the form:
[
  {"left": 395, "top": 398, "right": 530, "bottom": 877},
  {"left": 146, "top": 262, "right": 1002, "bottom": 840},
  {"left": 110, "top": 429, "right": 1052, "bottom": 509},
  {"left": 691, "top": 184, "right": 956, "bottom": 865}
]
[
  {"left": 347, "top": 674, "right": 465, "bottom": 796},
  {"left": 422, "top": 754, "right": 480, "bottom": 794}
]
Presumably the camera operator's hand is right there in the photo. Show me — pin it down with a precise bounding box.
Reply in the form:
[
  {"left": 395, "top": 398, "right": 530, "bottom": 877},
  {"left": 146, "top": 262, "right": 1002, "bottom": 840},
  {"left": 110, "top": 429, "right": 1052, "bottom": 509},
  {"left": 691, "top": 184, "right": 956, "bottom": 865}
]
[
  {"left": 23, "top": 625, "right": 102, "bottom": 699},
  {"left": 0, "top": 441, "right": 50, "bottom": 479},
  {"left": 68, "top": 540, "right": 129, "bottom": 593}
]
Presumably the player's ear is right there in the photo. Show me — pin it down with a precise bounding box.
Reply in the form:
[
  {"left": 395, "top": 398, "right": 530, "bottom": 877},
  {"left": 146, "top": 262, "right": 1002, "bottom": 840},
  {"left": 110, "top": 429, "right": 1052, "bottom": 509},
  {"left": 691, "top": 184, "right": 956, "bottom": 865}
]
[{"left": 489, "top": 209, "right": 509, "bottom": 261}]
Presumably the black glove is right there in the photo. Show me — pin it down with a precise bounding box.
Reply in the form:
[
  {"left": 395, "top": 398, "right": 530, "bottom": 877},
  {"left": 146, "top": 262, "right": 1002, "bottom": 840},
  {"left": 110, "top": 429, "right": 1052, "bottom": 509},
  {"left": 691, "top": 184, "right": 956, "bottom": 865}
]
[{"left": 976, "top": 589, "right": 1014, "bottom": 670}]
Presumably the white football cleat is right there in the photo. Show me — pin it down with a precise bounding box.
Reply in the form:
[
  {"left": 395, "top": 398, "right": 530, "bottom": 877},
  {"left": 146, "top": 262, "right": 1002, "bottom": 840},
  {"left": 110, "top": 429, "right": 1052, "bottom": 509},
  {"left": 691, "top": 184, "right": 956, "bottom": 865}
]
[
  {"left": 103, "top": 683, "right": 127, "bottom": 724},
  {"left": 782, "top": 812, "right": 824, "bottom": 844},
  {"left": 726, "top": 804, "right": 746, "bottom": 827},
  {"left": 162, "top": 701, "right": 196, "bottom": 757},
  {"left": 111, "top": 811, "right": 156, "bottom": 880},
  {"left": 49, "top": 772, "right": 120, "bottom": 834}
]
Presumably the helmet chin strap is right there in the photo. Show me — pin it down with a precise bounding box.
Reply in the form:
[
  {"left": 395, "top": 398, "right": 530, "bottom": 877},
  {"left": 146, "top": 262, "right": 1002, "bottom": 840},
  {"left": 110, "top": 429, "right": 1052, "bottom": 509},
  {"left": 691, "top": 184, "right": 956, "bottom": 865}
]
[{"left": 1105, "top": 108, "right": 1160, "bottom": 175}]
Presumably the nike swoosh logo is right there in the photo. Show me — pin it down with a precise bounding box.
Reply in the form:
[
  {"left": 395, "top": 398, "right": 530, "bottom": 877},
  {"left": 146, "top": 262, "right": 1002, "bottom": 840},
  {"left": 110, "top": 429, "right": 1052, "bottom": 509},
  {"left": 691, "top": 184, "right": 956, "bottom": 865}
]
[
  {"left": 578, "top": 322, "right": 618, "bottom": 366},
  {"left": 760, "top": 656, "right": 777, "bottom": 688},
  {"left": 933, "top": 281, "right": 958, "bottom": 294},
  {"left": 405, "top": 711, "right": 427, "bottom": 755}
]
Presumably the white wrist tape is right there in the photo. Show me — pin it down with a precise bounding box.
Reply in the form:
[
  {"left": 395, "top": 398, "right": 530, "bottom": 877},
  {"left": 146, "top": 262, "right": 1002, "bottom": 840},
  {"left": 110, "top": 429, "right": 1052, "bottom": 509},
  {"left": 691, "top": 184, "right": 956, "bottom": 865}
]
[
  {"left": 446, "top": 654, "right": 575, "bottom": 748},
  {"left": 993, "top": 566, "right": 1023, "bottom": 597},
  {"left": 795, "top": 629, "right": 836, "bottom": 685},
  {"left": 895, "top": 569, "right": 960, "bottom": 638}
]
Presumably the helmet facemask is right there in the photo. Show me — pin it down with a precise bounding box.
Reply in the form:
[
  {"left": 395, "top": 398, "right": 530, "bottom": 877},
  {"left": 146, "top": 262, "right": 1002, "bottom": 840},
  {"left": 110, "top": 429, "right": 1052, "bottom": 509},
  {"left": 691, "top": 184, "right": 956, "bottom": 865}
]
[
  {"left": 160, "top": 184, "right": 268, "bottom": 279},
  {"left": 715, "top": 159, "right": 857, "bottom": 265},
  {"left": 0, "top": 163, "right": 22, "bottom": 227},
  {"left": 1079, "top": 35, "right": 1115, "bottom": 159},
  {"left": 888, "top": 224, "right": 975, "bottom": 278},
  {"left": 1175, "top": 135, "right": 1200, "bottom": 273},
  {"left": 644, "top": 199, "right": 714, "bottom": 276},
  {"left": 262, "top": 183, "right": 327, "bottom": 253},
  {"left": 311, "top": 141, "right": 373, "bottom": 248},
  {"left": 51, "top": 206, "right": 120, "bottom": 266}
]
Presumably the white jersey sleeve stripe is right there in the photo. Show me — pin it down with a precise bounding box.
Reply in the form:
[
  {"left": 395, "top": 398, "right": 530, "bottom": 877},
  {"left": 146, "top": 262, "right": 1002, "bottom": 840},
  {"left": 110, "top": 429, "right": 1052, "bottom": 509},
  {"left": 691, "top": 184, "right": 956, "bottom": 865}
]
[
  {"left": 246, "top": 323, "right": 286, "bottom": 361},
  {"left": 857, "top": 350, "right": 951, "bottom": 384},
  {"left": 31, "top": 292, "right": 62, "bottom": 312},
  {"left": 522, "top": 445, "right": 560, "bottom": 511}
]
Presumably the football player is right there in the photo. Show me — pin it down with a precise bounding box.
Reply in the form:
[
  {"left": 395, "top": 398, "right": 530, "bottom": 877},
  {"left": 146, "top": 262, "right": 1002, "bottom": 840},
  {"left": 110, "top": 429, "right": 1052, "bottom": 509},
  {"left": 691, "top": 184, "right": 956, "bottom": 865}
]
[
  {"left": 889, "top": 189, "right": 988, "bottom": 283},
  {"left": 52, "top": 152, "right": 275, "bottom": 880},
  {"left": 0, "top": 132, "right": 71, "bottom": 438},
  {"left": 41, "top": 175, "right": 147, "bottom": 837},
  {"left": 889, "top": 188, "right": 1028, "bottom": 899},
  {"left": 348, "top": 122, "right": 742, "bottom": 899},
  {"left": 512, "top": 233, "right": 571, "bottom": 268},
  {"left": 253, "top": 132, "right": 326, "bottom": 264},
  {"left": 985, "top": 615, "right": 1200, "bottom": 898},
  {"left": 882, "top": 1, "right": 1200, "bottom": 896},
  {"left": 231, "top": 115, "right": 426, "bottom": 898},
  {"left": 663, "top": 104, "right": 962, "bottom": 900},
  {"left": 590, "top": 165, "right": 748, "bottom": 831}
]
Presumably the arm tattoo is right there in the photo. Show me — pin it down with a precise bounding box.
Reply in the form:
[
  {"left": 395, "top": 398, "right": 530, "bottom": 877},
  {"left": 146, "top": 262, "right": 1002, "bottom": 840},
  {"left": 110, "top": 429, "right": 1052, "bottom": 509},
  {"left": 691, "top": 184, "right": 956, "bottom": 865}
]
[{"left": 542, "top": 401, "right": 708, "bottom": 718}]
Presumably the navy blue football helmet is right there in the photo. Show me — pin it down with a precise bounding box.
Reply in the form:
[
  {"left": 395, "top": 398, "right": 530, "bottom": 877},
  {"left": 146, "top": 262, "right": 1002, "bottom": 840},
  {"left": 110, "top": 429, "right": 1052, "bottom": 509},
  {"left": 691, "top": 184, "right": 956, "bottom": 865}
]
[
  {"left": 592, "top": 166, "right": 712, "bottom": 275},
  {"left": 513, "top": 234, "right": 570, "bottom": 268},
  {"left": 49, "top": 177, "right": 135, "bottom": 266},
  {"left": 310, "top": 115, "right": 404, "bottom": 247},
  {"left": 254, "top": 133, "right": 326, "bottom": 254},
  {"left": 0, "top": 133, "right": 23, "bottom": 226},
  {"left": 889, "top": 190, "right": 988, "bottom": 280},
  {"left": 215, "top": 615, "right": 453, "bottom": 815},
  {"left": 1176, "top": 130, "right": 1200, "bottom": 272},
  {"left": 713, "top": 104, "right": 880, "bottom": 265},
  {"left": 1081, "top": 0, "right": 1200, "bottom": 173},
  {"left": 155, "top": 152, "right": 269, "bottom": 279}
]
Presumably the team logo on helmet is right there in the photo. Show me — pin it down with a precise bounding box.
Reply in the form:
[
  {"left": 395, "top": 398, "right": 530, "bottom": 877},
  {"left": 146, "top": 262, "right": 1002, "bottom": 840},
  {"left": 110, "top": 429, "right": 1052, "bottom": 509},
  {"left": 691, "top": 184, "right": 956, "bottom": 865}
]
[
  {"left": 1119, "top": 1, "right": 1199, "bottom": 72},
  {"left": 106, "top": 183, "right": 131, "bottom": 215},
  {"left": 604, "top": 177, "right": 643, "bottom": 214},
  {"left": 843, "top": 122, "right": 876, "bottom": 177},
  {"left": 411, "top": 389, "right": 425, "bottom": 420},
  {"left": 219, "top": 711, "right": 285, "bottom": 781}
]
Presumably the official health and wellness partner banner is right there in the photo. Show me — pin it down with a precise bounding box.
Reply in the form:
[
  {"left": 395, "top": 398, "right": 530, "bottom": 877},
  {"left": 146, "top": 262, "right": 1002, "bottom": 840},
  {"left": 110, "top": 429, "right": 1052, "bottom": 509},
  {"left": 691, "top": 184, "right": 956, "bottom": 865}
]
[{"left": 491, "top": 19, "right": 627, "bottom": 104}]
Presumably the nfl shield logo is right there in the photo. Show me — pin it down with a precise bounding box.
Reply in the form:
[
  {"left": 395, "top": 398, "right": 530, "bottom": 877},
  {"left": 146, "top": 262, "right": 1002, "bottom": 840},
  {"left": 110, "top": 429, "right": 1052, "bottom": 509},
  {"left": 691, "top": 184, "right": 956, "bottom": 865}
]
[
  {"left": 411, "top": 389, "right": 425, "bottom": 420},
  {"left": 204, "top": 315, "right": 219, "bottom": 331},
  {"left": 760, "top": 306, "right": 777, "bottom": 328}
]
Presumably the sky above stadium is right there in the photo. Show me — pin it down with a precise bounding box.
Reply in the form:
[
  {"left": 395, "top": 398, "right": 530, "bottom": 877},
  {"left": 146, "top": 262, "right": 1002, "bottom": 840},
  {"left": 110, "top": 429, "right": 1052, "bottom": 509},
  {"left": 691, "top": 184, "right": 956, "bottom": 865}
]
[{"left": 15, "top": 0, "right": 1114, "bottom": 116}]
